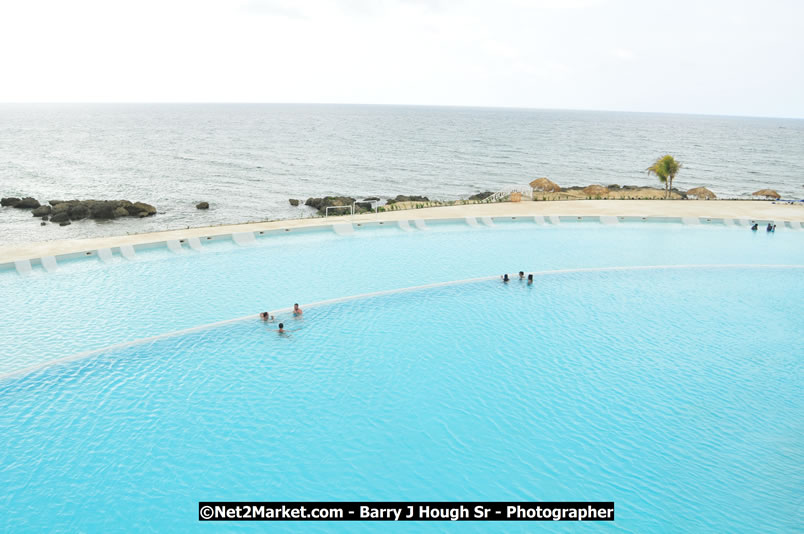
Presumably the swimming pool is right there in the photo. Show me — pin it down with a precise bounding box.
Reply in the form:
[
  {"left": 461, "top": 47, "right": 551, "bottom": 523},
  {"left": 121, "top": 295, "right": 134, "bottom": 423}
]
[{"left": 1, "top": 218, "right": 802, "bottom": 532}]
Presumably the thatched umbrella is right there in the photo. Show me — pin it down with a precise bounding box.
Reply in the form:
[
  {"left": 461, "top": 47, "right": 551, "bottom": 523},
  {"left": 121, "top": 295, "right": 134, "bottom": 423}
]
[
  {"left": 752, "top": 189, "right": 780, "bottom": 199},
  {"left": 583, "top": 185, "right": 609, "bottom": 196},
  {"left": 687, "top": 187, "right": 717, "bottom": 200},
  {"left": 529, "top": 177, "right": 560, "bottom": 192}
]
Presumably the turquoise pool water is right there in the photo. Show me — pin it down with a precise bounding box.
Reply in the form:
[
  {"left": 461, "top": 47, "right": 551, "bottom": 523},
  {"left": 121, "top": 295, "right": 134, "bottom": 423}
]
[
  {"left": 1, "top": 221, "right": 803, "bottom": 376},
  {"left": 1, "top": 221, "right": 803, "bottom": 532}
]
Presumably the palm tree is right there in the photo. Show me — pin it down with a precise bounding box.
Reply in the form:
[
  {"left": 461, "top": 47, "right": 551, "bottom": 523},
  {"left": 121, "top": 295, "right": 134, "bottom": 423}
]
[{"left": 647, "top": 155, "right": 682, "bottom": 199}]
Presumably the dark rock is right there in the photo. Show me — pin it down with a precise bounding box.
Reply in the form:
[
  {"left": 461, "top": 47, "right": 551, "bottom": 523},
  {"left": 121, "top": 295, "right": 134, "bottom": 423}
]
[
  {"left": 51, "top": 203, "right": 71, "bottom": 220},
  {"left": 15, "top": 197, "right": 40, "bottom": 209},
  {"left": 288, "top": 199, "right": 300, "bottom": 207},
  {"left": 88, "top": 201, "right": 118, "bottom": 219},
  {"left": 69, "top": 203, "right": 90, "bottom": 220},
  {"left": 59, "top": 221, "right": 71, "bottom": 226},
  {"left": 363, "top": 196, "right": 380, "bottom": 201},
  {"left": 133, "top": 202, "right": 156, "bottom": 216},
  {"left": 29, "top": 199, "right": 157, "bottom": 227},
  {"left": 40, "top": 221, "right": 47, "bottom": 226},
  {"left": 1, "top": 197, "right": 21, "bottom": 207},
  {"left": 305, "top": 196, "right": 356, "bottom": 215},
  {"left": 196, "top": 202, "right": 209, "bottom": 210},
  {"left": 607, "top": 184, "right": 621, "bottom": 190},
  {"left": 42, "top": 215, "right": 49, "bottom": 221},
  {"left": 50, "top": 211, "right": 70, "bottom": 223},
  {"left": 468, "top": 191, "right": 494, "bottom": 201},
  {"left": 118, "top": 200, "right": 135, "bottom": 212},
  {"left": 354, "top": 200, "right": 377, "bottom": 211},
  {"left": 32, "top": 205, "right": 52, "bottom": 217}
]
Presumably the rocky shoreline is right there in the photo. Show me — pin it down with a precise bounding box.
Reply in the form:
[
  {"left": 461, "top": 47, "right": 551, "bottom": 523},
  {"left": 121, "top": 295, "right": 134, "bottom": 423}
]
[
  {"left": 1, "top": 197, "right": 157, "bottom": 227},
  {"left": 296, "top": 186, "right": 694, "bottom": 215},
  {"left": 1, "top": 184, "right": 723, "bottom": 231},
  {"left": 300, "top": 193, "right": 500, "bottom": 215}
]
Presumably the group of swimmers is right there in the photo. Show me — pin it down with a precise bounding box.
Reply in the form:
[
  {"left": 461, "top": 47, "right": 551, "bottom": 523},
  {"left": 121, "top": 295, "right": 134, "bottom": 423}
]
[
  {"left": 502, "top": 271, "right": 534, "bottom": 284},
  {"left": 750, "top": 223, "right": 776, "bottom": 232},
  {"left": 259, "top": 303, "right": 303, "bottom": 333}
]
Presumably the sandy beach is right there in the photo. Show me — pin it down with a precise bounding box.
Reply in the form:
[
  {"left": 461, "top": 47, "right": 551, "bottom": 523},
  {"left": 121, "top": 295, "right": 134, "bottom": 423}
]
[{"left": 1, "top": 199, "right": 801, "bottom": 265}]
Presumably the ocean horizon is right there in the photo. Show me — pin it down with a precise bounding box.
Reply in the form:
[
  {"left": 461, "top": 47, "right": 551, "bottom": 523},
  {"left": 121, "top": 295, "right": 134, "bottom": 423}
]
[{"left": 2, "top": 103, "right": 802, "bottom": 245}]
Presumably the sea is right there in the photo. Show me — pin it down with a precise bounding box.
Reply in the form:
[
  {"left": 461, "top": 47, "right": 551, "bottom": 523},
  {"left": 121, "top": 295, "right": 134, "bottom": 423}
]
[{"left": 1, "top": 104, "right": 802, "bottom": 245}]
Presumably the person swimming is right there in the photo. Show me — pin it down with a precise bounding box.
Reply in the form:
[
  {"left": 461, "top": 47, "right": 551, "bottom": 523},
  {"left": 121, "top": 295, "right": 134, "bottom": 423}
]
[
  {"left": 276, "top": 323, "right": 294, "bottom": 334},
  {"left": 518, "top": 271, "right": 525, "bottom": 280},
  {"left": 293, "top": 303, "right": 303, "bottom": 317},
  {"left": 766, "top": 223, "right": 773, "bottom": 232},
  {"left": 751, "top": 223, "right": 758, "bottom": 231},
  {"left": 259, "top": 311, "right": 274, "bottom": 322},
  {"left": 502, "top": 274, "right": 510, "bottom": 282},
  {"left": 527, "top": 274, "right": 534, "bottom": 285}
]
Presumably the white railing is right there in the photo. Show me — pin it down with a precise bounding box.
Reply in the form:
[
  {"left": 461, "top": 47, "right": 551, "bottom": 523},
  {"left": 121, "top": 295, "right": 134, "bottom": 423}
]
[{"left": 354, "top": 199, "right": 381, "bottom": 213}]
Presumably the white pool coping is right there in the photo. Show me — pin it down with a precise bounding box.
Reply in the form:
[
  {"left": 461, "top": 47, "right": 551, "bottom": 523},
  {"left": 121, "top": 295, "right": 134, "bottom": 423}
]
[
  {"left": 1, "top": 200, "right": 802, "bottom": 267},
  {"left": 1, "top": 203, "right": 802, "bottom": 273}
]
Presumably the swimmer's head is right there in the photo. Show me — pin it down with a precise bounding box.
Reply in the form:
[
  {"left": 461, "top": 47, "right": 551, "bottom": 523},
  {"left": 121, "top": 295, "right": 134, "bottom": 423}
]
[
  {"left": 519, "top": 271, "right": 524, "bottom": 277},
  {"left": 278, "top": 322, "right": 284, "bottom": 329},
  {"left": 528, "top": 274, "right": 533, "bottom": 281},
  {"left": 260, "top": 312, "right": 268, "bottom": 320}
]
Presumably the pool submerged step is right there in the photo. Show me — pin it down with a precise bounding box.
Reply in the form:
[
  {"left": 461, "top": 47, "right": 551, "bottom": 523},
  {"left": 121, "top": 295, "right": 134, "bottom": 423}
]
[
  {"left": 166, "top": 240, "right": 185, "bottom": 253},
  {"left": 187, "top": 237, "right": 204, "bottom": 251},
  {"left": 97, "top": 248, "right": 114, "bottom": 262},
  {"left": 119, "top": 245, "right": 137, "bottom": 259},
  {"left": 480, "top": 216, "right": 495, "bottom": 227},
  {"left": 119, "top": 245, "right": 137, "bottom": 260},
  {"left": 331, "top": 223, "right": 354, "bottom": 236},
  {"left": 40, "top": 256, "right": 58, "bottom": 272},
  {"left": 231, "top": 232, "right": 256, "bottom": 246},
  {"left": 465, "top": 216, "right": 481, "bottom": 228},
  {"left": 397, "top": 220, "right": 413, "bottom": 232},
  {"left": 14, "top": 259, "right": 32, "bottom": 276},
  {"left": 413, "top": 219, "right": 429, "bottom": 231},
  {"left": 599, "top": 216, "right": 618, "bottom": 225}
]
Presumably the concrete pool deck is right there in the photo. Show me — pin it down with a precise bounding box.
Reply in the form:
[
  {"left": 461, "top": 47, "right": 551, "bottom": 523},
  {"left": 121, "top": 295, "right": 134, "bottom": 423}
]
[{"left": 1, "top": 199, "right": 802, "bottom": 264}]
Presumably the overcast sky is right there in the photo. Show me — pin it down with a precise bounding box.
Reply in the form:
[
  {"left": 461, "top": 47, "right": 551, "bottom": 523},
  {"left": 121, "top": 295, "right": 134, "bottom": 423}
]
[{"left": 1, "top": 0, "right": 802, "bottom": 117}]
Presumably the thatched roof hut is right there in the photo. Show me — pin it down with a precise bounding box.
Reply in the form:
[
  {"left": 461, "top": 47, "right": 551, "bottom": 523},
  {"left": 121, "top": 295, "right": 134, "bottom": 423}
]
[
  {"left": 582, "top": 185, "right": 609, "bottom": 196},
  {"left": 752, "top": 189, "right": 780, "bottom": 199},
  {"left": 529, "top": 177, "right": 560, "bottom": 192},
  {"left": 687, "top": 187, "right": 717, "bottom": 200}
]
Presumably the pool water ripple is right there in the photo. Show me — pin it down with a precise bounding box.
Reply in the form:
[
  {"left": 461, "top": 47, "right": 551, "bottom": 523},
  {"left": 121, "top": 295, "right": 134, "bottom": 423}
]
[{"left": 1, "top": 266, "right": 801, "bottom": 532}]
